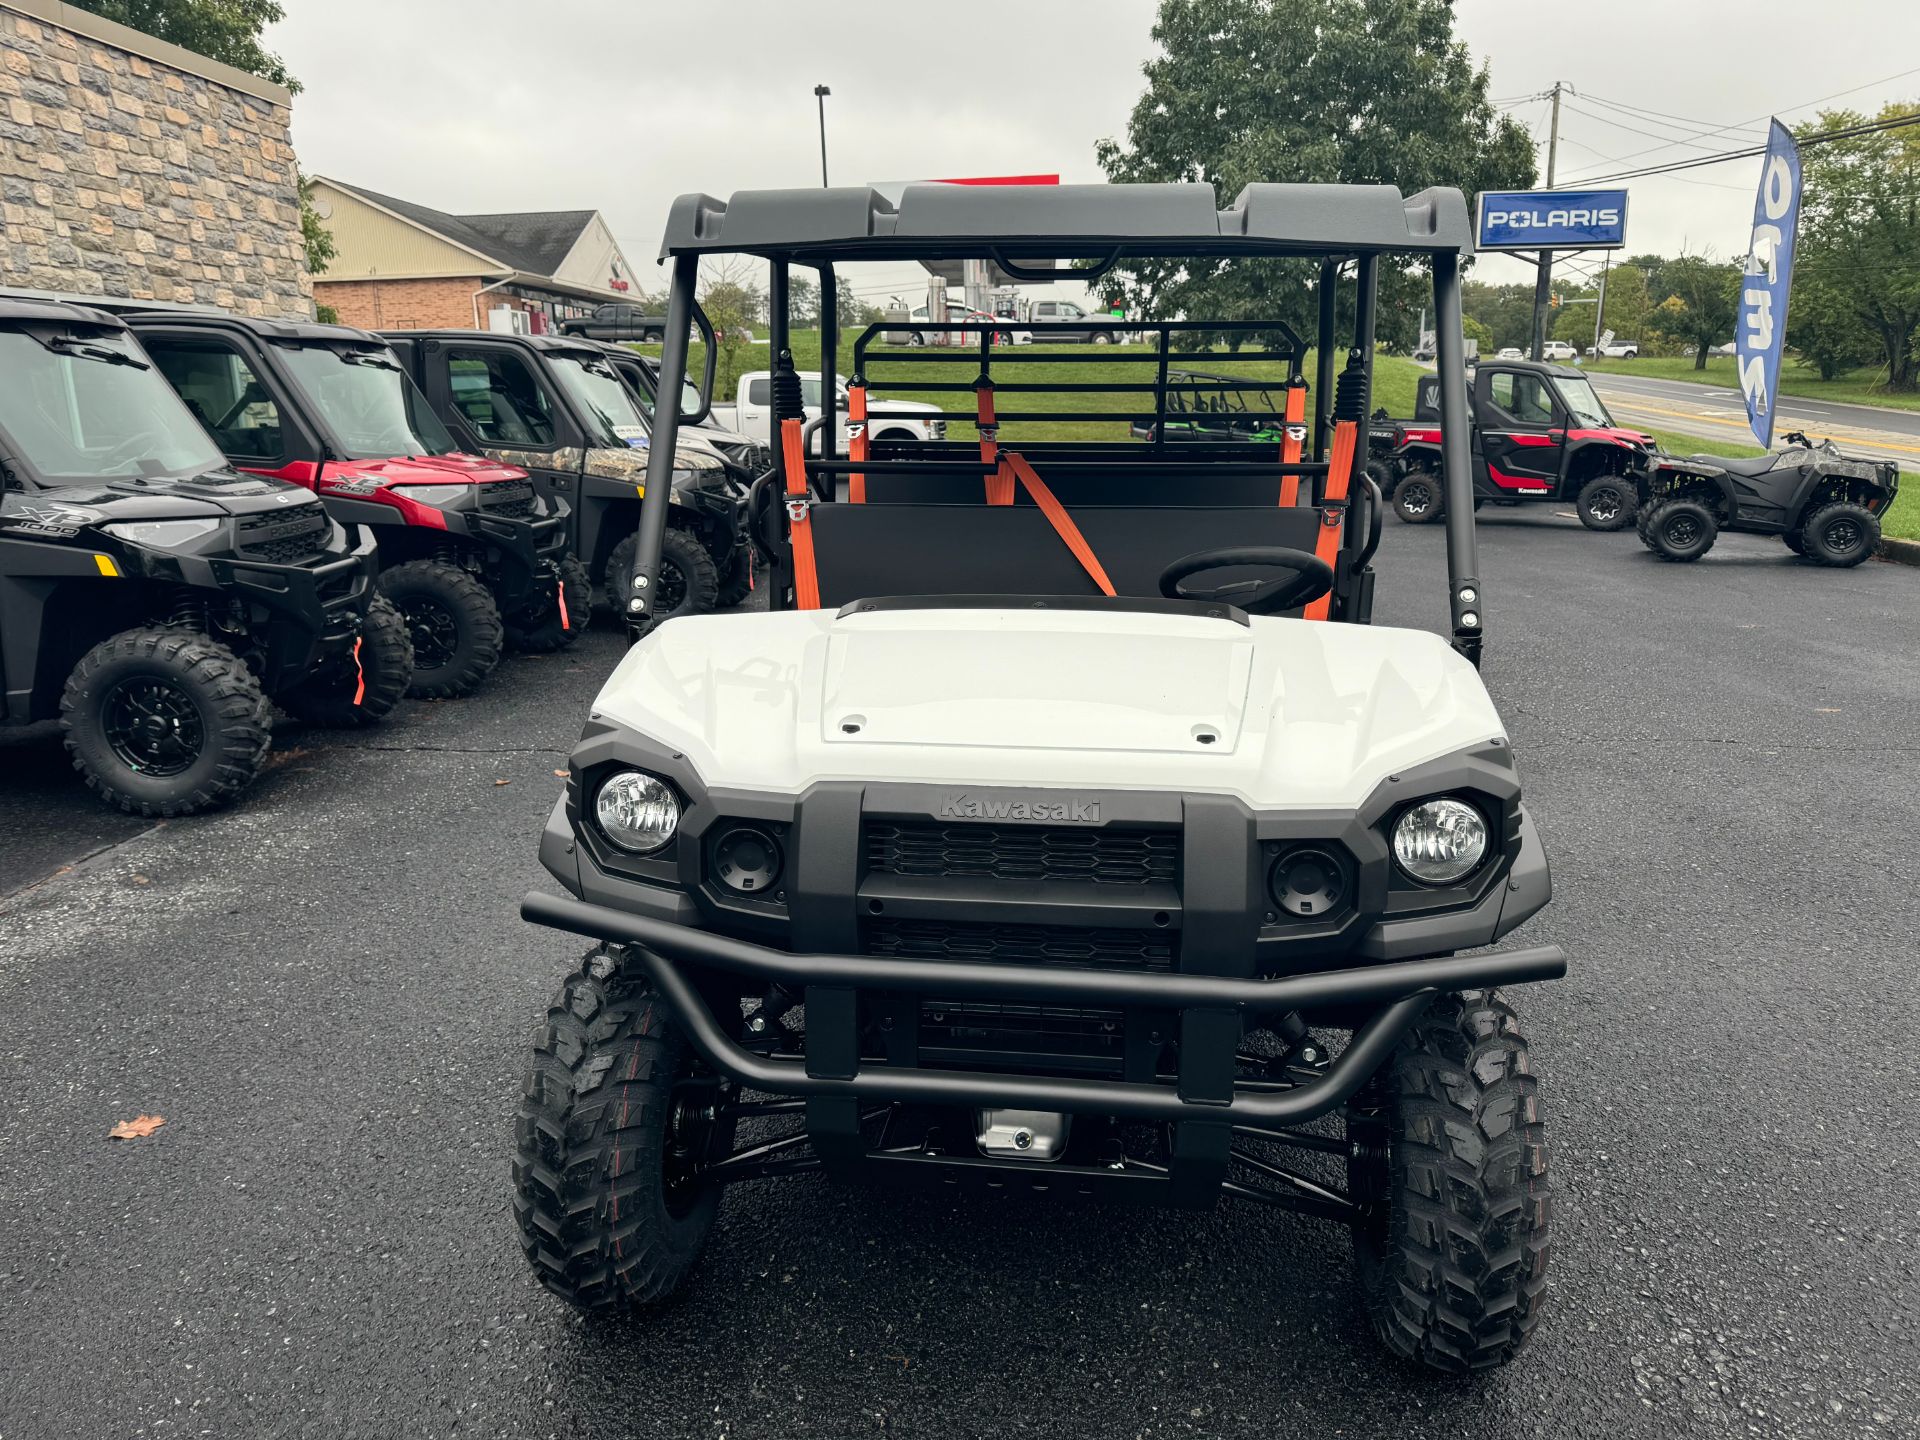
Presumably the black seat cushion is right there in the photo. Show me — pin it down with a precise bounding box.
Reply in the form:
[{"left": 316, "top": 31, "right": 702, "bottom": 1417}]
[{"left": 1696, "top": 451, "right": 1786, "bottom": 478}]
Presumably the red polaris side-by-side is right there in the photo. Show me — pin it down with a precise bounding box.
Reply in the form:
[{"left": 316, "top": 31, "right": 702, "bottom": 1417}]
[{"left": 1385, "top": 360, "right": 1653, "bottom": 531}]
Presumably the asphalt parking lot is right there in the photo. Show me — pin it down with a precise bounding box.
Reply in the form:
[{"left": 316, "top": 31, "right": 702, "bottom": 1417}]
[{"left": 3, "top": 514, "right": 1917, "bottom": 1440}]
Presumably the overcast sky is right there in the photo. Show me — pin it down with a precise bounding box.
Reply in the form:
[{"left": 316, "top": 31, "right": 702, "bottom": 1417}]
[{"left": 270, "top": 0, "right": 1920, "bottom": 305}]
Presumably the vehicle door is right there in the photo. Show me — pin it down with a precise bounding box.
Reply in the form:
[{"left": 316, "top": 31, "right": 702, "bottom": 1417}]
[
  {"left": 1473, "top": 367, "right": 1565, "bottom": 496},
  {"left": 136, "top": 327, "right": 322, "bottom": 484},
  {"left": 417, "top": 338, "right": 584, "bottom": 540},
  {"left": 736, "top": 375, "right": 773, "bottom": 442}
]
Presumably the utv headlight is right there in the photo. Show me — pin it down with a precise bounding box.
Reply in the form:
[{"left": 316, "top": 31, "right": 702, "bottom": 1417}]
[
  {"left": 101, "top": 518, "right": 222, "bottom": 547},
  {"left": 594, "top": 770, "right": 679, "bottom": 854},
  {"left": 391, "top": 484, "right": 472, "bottom": 506},
  {"left": 1391, "top": 798, "right": 1488, "bottom": 886}
]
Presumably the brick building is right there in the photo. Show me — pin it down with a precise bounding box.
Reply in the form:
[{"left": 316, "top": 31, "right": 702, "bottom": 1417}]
[
  {"left": 306, "top": 177, "right": 643, "bottom": 333},
  {"left": 0, "top": 0, "right": 310, "bottom": 316}
]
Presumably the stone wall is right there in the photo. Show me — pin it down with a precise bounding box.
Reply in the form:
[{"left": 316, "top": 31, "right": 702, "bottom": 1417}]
[{"left": 0, "top": 0, "right": 310, "bottom": 317}]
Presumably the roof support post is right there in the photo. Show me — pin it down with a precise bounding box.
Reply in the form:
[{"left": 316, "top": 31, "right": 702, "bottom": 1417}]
[
  {"left": 817, "top": 262, "right": 839, "bottom": 465},
  {"left": 1431, "top": 251, "right": 1483, "bottom": 667},
  {"left": 628, "top": 251, "right": 700, "bottom": 626},
  {"left": 1313, "top": 258, "right": 1339, "bottom": 460}
]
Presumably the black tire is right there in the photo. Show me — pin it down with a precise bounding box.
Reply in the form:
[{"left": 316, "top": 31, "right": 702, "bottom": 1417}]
[
  {"left": 513, "top": 950, "right": 733, "bottom": 1312},
  {"left": 715, "top": 543, "right": 754, "bottom": 608},
  {"left": 505, "top": 554, "right": 592, "bottom": 653},
  {"left": 377, "top": 559, "right": 503, "bottom": 699},
  {"left": 1798, "top": 500, "right": 1880, "bottom": 568},
  {"left": 1782, "top": 527, "right": 1805, "bottom": 556},
  {"left": 1364, "top": 459, "right": 1394, "bottom": 495},
  {"left": 1349, "top": 990, "right": 1550, "bottom": 1374},
  {"left": 60, "top": 626, "right": 271, "bottom": 817},
  {"left": 606, "top": 526, "right": 720, "bottom": 635},
  {"left": 1642, "top": 497, "right": 1718, "bottom": 562},
  {"left": 276, "top": 593, "right": 414, "bottom": 728},
  {"left": 1092, "top": 331, "right": 1114, "bottom": 345},
  {"left": 1574, "top": 475, "right": 1635, "bottom": 531},
  {"left": 1393, "top": 471, "right": 1443, "bottom": 524}
]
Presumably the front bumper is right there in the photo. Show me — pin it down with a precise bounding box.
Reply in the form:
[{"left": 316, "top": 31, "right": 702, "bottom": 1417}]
[{"left": 522, "top": 886, "right": 1565, "bottom": 1124}]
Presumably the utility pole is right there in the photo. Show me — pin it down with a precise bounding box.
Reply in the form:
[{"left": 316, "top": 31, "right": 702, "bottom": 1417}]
[
  {"left": 814, "top": 85, "right": 831, "bottom": 188},
  {"left": 1529, "top": 80, "right": 1564, "bottom": 362},
  {"left": 1592, "top": 249, "right": 1611, "bottom": 357}
]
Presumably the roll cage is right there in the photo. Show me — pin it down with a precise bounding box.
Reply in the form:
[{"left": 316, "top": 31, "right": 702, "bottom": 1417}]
[{"left": 632, "top": 182, "right": 1486, "bottom": 663}]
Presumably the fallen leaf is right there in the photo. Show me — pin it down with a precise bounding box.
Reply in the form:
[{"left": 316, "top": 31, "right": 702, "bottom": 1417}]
[
  {"left": 1815, "top": 707, "right": 1841, "bottom": 713},
  {"left": 109, "top": 1115, "right": 165, "bottom": 1140},
  {"left": 494, "top": 779, "right": 512, "bottom": 787},
  {"left": 553, "top": 770, "right": 569, "bottom": 778},
  {"left": 131, "top": 874, "right": 150, "bottom": 886}
]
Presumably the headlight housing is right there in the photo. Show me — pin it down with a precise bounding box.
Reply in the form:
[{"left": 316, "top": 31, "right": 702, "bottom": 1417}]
[
  {"left": 594, "top": 770, "right": 680, "bottom": 854},
  {"left": 390, "top": 484, "right": 472, "bottom": 506},
  {"left": 100, "top": 518, "right": 223, "bottom": 547},
  {"left": 1391, "top": 798, "right": 1488, "bottom": 886}
]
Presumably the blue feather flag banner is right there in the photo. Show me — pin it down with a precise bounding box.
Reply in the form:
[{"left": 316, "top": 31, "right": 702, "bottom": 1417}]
[{"left": 1736, "top": 120, "right": 1803, "bottom": 449}]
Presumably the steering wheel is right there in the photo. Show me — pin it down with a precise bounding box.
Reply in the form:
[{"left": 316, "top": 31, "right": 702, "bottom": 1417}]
[{"left": 1159, "top": 546, "right": 1334, "bottom": 615}]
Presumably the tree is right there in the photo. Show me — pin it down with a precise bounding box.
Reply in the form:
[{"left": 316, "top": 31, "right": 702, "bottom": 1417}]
[
  {"left": 1460, "top": 314, "right": 1492, "bottom": 348},
  {"left": 1793, "top": 103, "right": 1920, "bottom": 391},
  {"left": 1462, "top": 280, "right": 1538, "bottom": 352},
  {"left": 788, "top": 276, "right": 820, "bottom": 329},
  {"left": 1595, "top": 262, "right": 1649, "bottom": 346},
  {"left": 70, "top": 1, "right": 335, "bottom": 289},
  {"left": 698, "top": 257, "right": 767, "bottom": 397},
  {"left": 1786, "top": 267, "right": 1876, "bottom": 380},
  {"left": 1646, "top": 254, "right": 1739, "bottom": 369},
  {"left": 67, "top": 0, "right": 299, "bottom": 90},
  {"left": 1095, "top": 0, "right": 1535, "bottom": 342}
]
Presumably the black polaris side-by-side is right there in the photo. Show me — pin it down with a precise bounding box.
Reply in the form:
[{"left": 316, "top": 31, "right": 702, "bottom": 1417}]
[
  {"left": 1387, "top": 362, "right": 1651, "bottom": 530},
  {"left": 0, "top": 297, "right": 408, "bottom": 815},
  {"left": 1634, "top": 430, "right": 1899, "bottom": 565},
  {"left": 109, "top": 309, "right": 581, "bottom": 699},
  {"left": 380, "top": 330, "right": 748, "bottom": 632}
]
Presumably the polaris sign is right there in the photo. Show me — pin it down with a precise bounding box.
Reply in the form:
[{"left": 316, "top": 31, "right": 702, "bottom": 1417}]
[{"left": 1475, "top": 189, "right": 1630, "bottom": 251}]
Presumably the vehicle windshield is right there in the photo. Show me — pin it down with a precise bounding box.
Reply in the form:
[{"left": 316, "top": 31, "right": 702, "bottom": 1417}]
[
  {"left": 550, "top": 353, "right": 650, "bottom": 447},
  {"left": 1552, "top": 375, "right": 1615, "bottom": 429},
  {"left": 0, "top": 327, "right": 227, "bottom": 484},
  {"left": 630, "top": 358, "right": 703, "bottom": 421},
  {"left": 275, "top": 344, "right": 458, "bottom": 459}
]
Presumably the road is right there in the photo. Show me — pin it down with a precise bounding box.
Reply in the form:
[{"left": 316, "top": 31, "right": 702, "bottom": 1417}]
[
  {"left": 3, "top": 521, "right": 1919, "bottom": 1440},
  {"left": 1584, "top": 368, "right": 1920, "bottom": 468}
]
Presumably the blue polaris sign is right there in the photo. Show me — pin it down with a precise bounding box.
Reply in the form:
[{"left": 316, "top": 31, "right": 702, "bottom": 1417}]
[
  {"left": 1475, "top": 189, "right": 1630, "bottom": 251},
  {"left": 1736, "top": 120, "right": 1803, "bottom": 449}
]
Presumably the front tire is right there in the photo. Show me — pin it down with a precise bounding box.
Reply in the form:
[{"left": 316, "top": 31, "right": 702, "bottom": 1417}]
[
  {"left": 378, "top": 559, "right": 503, "bottom": 699},
  {"left": 504, "top": 554, "right": 592, "bottom": 653},
  {"left": 60, "top": 626, "right": 271, "bottom": 817},
  {"left": 513, "top": 950, "right": 732, "bottom": 1312},
  {"left": 1798, "top": 500, "right": 1880, "bottom": 568},
  {"left": 1575, "top": 475, "right": 1634, "bottom": 531},
  {"left": 1348, "top": 991, "right": 1550, "bottom": 1374},
  {"left": 715, "top": 543, "right": 754, "bottom": 608},
  {"left": 277, "top": 593, "right": 414, "bottom": 727},
  {"left": 606, "top": 526, "right": 720, "bottom": 636},
  {"left": 1393, "top": 471, "right": 1443, "bottom": 524},
  {"left": 1642, "top": 497, "right": 1718, "bottom": 562}
]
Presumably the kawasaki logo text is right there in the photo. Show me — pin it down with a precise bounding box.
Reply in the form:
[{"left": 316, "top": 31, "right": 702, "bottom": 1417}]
[{"left": 940, "top": 793, "right": 1100, "bottom": 823}]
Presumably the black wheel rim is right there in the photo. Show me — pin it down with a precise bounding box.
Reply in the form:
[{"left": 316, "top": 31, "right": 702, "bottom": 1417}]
[
  {"left": 657, "top": 557, "right": 688, "bottom": 615},
  {"left": 1401, "top": 482, "right": 1432, "bottom": 515},
  {"left": 1665, "top": 514, "right": 1702, "bottom": 546},
  {"left": 1824, "top": 517, "right": 1862, "bottom": 554},
  {"left": 1588, "top": 487, "right": 1622, "bottom": 521},
  {"left": 101, "top": 675, "right": 204, "bottom": 776},
  {"left": 402, "top": 598, "right": 459, "bottom": 670}
]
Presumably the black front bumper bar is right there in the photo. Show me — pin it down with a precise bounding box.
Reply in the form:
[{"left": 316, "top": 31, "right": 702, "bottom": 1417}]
[{"left": 523, "top": 890, "right": 1567, "bottom": 1124}]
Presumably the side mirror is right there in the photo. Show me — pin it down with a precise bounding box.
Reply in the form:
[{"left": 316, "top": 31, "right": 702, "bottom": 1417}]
[{"left": 680, "top": 302, "right": 718, "bottom": 427}]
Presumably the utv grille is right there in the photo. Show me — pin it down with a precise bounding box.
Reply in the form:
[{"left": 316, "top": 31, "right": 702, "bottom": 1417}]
[
  {"left": 866, "top": 917, "right": 1176, "bottom": 972},
  {"left": 235, "top": 507, "right": 329, "bottom": 564},
  {"left": 865, "top": 821, "right": 1179, "bottom": 887},
  {"left": 918, "top": 1000, "right": 1125, "bottom": 1070},
  {"left": 478, "top": 479, "right": 537, "bottom": 518}
]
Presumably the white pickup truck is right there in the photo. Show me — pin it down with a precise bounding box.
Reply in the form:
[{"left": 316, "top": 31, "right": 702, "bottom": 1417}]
[{"left": 710, "top": 371, "right": 947, "bottom": 450}]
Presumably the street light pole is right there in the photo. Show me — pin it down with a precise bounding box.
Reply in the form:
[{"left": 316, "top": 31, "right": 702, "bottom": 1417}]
[{"left": 814, "top": 85, "right": 830, "bottom": 188}]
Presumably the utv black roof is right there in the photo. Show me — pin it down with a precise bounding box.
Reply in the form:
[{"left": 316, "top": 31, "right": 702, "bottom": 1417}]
[
  {"left": 381, "top": 328, "right": 612, "bottom": 357},
  {"left": 0, "top": 294, "right": 129, "bottom": 328},
  {"left": 658, "top": 182, "right": 1474, "bottom": 261},
  {"left": 110, "top": 305, "right": 385, "bottom": 347}
]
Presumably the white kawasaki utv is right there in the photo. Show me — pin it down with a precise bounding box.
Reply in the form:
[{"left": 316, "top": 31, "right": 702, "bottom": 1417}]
[{"left": 513, "top": 182, "right": 1565, "bottom": 1374}]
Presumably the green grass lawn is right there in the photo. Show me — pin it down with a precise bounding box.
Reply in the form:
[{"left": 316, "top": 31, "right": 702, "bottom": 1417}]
[
  {"left": 648, "top": 330, "right": 1424, "bottom": 444},
  {"left": 1644, "top": 426, "right": 1919, "bottom": 542},
  {"left": 1584, "top": 354, "right": 1920, "bottom": 413}
]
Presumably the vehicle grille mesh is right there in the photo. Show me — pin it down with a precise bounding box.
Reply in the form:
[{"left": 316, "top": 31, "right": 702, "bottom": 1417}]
[
  {"left": 865, "top": 917, "right": 1175, "bottom": 972},
  {"left": 236, "top": 507, "right": 329, "bottom": 564},
  {"left": 865, "top": 821, "right": 1178, "bottom": 887},
  {"left": 478, "top": 480, "right": 537, "bottom": 518}
]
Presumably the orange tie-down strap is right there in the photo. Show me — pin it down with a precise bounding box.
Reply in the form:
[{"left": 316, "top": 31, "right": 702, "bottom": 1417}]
[
  {"left": 977, "top": 383, "right": 1002, "bottom": 480},
  {"left": 1303, "top": 418, "right": 1358, "bottom": 621},
  {"left": 998, "top": 451, "right": 1115, "bottom": 597},
  {"left": 1278, "top": 380, "right": 1307, "bottom": 507},
  {"left": 779, "top": 416, "right": 821, "bottom": 609},
  {"left": 848, "top": 384, "right": 868, "bottom": 504}
]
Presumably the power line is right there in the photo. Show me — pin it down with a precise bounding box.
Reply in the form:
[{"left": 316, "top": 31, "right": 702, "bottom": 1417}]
[
  {"left": 1569, "top": 107, "right": 1920, "bottom": 185},
  {"left": 1558, "top": 100, "right": 1730, "bottom": 153}
]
